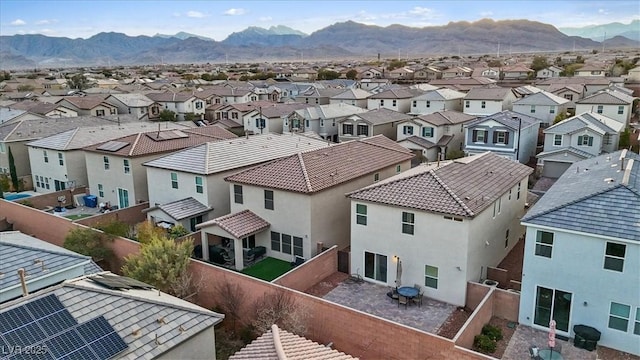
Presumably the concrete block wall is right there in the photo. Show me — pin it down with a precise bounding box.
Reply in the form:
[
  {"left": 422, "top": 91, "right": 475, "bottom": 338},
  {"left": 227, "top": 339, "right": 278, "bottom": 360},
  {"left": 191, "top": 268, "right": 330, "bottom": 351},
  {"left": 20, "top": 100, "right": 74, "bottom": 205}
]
[{"left": 273, "top": 246, "right": 338, "bottom": 291}]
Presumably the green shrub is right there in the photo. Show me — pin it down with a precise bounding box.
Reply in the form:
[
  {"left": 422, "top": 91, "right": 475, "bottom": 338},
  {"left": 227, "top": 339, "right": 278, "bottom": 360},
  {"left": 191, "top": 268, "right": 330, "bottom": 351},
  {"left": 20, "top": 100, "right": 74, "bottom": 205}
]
[
  {"left": 473, "top": 334, "right": 497, "bottom": 353},
  {"left": 482, "top": 324, "right": 503, "bottom": 341}
]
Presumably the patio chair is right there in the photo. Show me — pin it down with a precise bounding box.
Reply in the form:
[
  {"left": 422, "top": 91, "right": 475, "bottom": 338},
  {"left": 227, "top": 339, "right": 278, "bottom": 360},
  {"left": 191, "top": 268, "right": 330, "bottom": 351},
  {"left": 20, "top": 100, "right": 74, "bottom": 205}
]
[
  {"left": 413, "top": 284, "right": 422, "bottom": 291},
  {"left": 386, "top": 288, "right": 399, "bottom": 302},
  {"left": 398, "top": 295, "right": 408, "bottom": 309},
  {"left": 412, "top": 292, "right": 423, "bottom": 307},
  {"left": 529, "top": 345, "right": 541, "bottom": 359}
]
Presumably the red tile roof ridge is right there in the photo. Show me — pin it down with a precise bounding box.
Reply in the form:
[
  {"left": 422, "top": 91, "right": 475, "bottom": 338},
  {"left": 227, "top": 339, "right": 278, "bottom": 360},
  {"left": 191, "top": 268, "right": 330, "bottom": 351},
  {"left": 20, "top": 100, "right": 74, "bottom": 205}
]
[
  {"left": 360, "top": 135, "right": 413, "bottom": 155},
  {"left": 429, "top": 168, "right": 475, "bottom": 217},
  {"left": 128, "top": 133, "right": 143, "bottom": 157},
  {"left": 297, "top": 152, "right": 313, "bottom": 193}
]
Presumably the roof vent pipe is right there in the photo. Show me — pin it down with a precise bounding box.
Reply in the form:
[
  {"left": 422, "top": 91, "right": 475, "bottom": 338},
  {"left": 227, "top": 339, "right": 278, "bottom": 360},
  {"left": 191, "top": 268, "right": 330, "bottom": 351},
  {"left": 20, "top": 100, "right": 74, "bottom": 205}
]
[{"left": 18, "top": 268, "right": 28, "bottom": 297}]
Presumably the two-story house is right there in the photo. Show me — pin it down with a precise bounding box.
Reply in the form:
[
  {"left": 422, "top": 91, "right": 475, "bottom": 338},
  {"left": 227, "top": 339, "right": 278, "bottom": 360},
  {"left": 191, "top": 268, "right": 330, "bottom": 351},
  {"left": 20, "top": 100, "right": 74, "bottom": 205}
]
[
  {"left": 198, "top": 135, "right": 413, "bottom": 269},
  {"left": 512, "top": 91, "right": 571, "bottom": 126},
  {"left": 366, "top": 88, "right": 423, "bottom": 113},
  {"left": 284, "top": 103, "right": 368, "bottom": 142},
  {"left": 536, "top": 66, "right": 564, "bottom": 79},
  {"left": 429, "top": 77, "right": 497, "bottom": 93},
  {"left": 463, "top": 87, "right": 517, "bottom": 116},
  {"left": 396, "top": 111, "right": 476, "bottom": 162},
  {"left": 575, "top": 90, "right": 636, "bottom": 128},
  {"left": 55, "top": 96, "right": 118, "bottom": 117},
  {"left": 146, "top": 92, "right": 206, "bottom": 121},
  {"left": 104, "top": 94, "right": 161, "bottom": 121},
  {"left": 519, "top": 150, "right": 640, "bottom": 356},
  {"left": 329, "top": 88, "right": 372, "bottom": 108},
  {"left": 536, "top": 77, "right": 611, "bottom": 97},
  {"left": 536, "top": 112, "right": 623, "bottom": 178},
  {"left": 441, "top": 66, "right": 473, "bottom": 79},
  {"left": 347, "top": 152, "right": 532, "bottom": 306},
  {"left": 294, "top": 87, "right": 344, "bottom": 106},
  {"left": 575, "top": 64, "right": 607, "bottom": 77},
  {"left": 413, "top": 66, "right": 442, "bottom": 81},
  {"left": 409, "top": 88, "right": 465, "bottom": 115},
  {"left": 464, "top": 110, "right": 540, "bottom": 164},
  {"left": 500, "top": 64, "right": 534, "bottom": 80},
  {"left": 9, "top": 101, "right": 78, "bottom": 118},
  {"left": 337, "top": 108, "right": 412, "bottom": 142},
  {"left": 244, "top": 103, "right": 312, "bottom": 136},
  {"left": 388, "top": 67, "right": 415, "bottom": 81},
  {"left": 83, "top": 125, "right": 236, "bottom": 210}
]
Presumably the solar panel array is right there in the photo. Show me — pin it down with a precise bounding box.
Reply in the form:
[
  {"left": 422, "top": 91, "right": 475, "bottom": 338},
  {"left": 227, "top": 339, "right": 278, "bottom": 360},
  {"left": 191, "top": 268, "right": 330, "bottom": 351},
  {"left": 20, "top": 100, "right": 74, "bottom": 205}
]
[
  {"left": 96, "top": 141, "right": 129, "bottom": 152},
  {"left": 0, "top": 294, "right": 127, "bottom": 360},
  {"left": 146, "top": 130, "right": 189, "bottom": 142}
]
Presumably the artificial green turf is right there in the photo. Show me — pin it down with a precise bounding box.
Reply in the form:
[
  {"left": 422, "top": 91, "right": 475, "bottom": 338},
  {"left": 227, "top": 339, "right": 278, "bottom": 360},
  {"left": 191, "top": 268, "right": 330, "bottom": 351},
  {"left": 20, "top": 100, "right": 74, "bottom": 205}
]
[{"left": 241, "top": 257, "right": 292, "bottom": 281}]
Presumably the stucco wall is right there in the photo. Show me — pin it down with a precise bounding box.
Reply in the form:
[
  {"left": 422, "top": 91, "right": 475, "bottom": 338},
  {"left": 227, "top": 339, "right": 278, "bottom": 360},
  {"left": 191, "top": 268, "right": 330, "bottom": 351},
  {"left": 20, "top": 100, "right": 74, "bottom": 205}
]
[{"left": 273, "top": 246, "right": 338, "bottom": 292}]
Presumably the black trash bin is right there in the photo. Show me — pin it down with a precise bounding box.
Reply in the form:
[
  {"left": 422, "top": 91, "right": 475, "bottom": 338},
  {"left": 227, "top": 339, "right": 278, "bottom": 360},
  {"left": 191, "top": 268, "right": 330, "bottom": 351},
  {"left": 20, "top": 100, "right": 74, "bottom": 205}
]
[{"left": 573, "top": 325, "right": 601, "bottom": 351}]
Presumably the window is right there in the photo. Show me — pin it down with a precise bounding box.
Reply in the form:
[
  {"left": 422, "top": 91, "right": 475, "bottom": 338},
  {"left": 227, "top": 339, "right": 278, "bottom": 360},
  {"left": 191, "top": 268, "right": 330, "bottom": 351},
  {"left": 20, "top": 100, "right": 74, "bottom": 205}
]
[
  {"left": 505, "top": 229, "right": 509, "bottom": 248},
  {"left": 549, "top": 107, "right": 555, "bottom": 114},
  {"left": 270, "top": 231, "right": 280, "bottom": 251},
  {"left": 58, "top": 153, "right": 64, "bottom": 166},
  {"left": 604, "top": 134, "right": 613, "bottom": 145},
  {"left": 190, "top": 215, "right": 203, "bottom": 232},
  {"left": 293, "top": 236, "right": 303, "bottom": 257},
  {"left": 577, "top": 135, "right": 593, "bottom": 146},
  {"left": 195, "top": 101, "right": 203, "bottom": 110},
  {"left": 357, "top": 124, "right": 368, "bottom": 136},
  {"left": 282, "top": 234, "right": 292, "bottom": 254},
  {"left": 412, "top": 100, "right": 417, "bottom": 107},
  {"left": 364, "top": 251, "right": 387, "bottom": 282},
  {"left": 231, "top": 112, "right": 238, "bottom": 119},
  {"left": 98, "top": 184, "right": 104, "bottom": 197},
  {"left": 170, "top": 172, "right": 178, "bottom": 189},
  {"left": 472, "top": 129, "right": 487, "bottom": 143},
  {"left": 425, "top": 265, "right": 438, "bottom": 289},
  {"left": 535, "top": 231, "right": 554, "bottom": 258},
  {"left": 44, "top": 177, "right": 49, "bottom": 189},
  {"left": 256, "top": 118, "right": 266, "bottom": 129},
  {"left": 402, "top": 211, "right": 415, "bottom": 235},
  {"left": 96, "top": 109, "right": 105, "bottom": 116},
  {"left": 396, "top": 165, "right": 401, "bottom": 173},
  {"left": 465, "top": 100, "right": 470, "bottom": 108},
  {"left": 564, "top": 94, "right": 573, "bottom": 101},
  {"left": 43, "top": 150, "right": 48, "bottom": 163},
  {"left": 517, "top": 182, "right": 521, "bottom": 200},
  {"left": 392, "top": 100, "right": 397, "bottom": 107},
  {"left": 379, "top": 99, "right": 384, "bottom": 107},
  {"left": 494, "top": 131, "right": 509, "bottom": 145},
  {"left": 36, "top": 176, "right": 41, "bottom": 188},
  {"left": 233, "top": 184, "right": 243, "bottom": 204},
  {"left": 195, "top": 176, "right": 203, "bottom": 194},
  {"left": 320, "top": 119, "right": 325, "bottom": 127},
  {"left": 123, "top": 159, "right": 130, "bottom": 174},
  {"left": 343, "top": 124, "right": 353, "bottom": 135},
  {"left": 426, "top": 100, "right": 431, "bottom": 108},
  {"left": 306, "top": 119, "right": 310, "bottom": 128},
  {"left": 481, "top": 101, "right": 486, "bottom": 109},
  {"left": 508, "top": 188, "right": 512, "bottom": 200},
  {"left": 597, "top": 105, "right": 603, "bottom": 114},
  {"left": 242, "top": 234, "right": 255, "bottom": 249},
  {"left": 264, "top": 189, "right": 274, "bottom": 210},
  {"left": 554, "top": 134, "right": 562, "bottom": 146},
  {"left": 530, "top": 105, "right": 536, "bottom": 113},
  {"left": 635, "top": 308, "right": 640, "bottom": 335},
  {"left": 356, "top": 204, "right": 367, "bottom": 225},
  {"left": 493, "top": 198, "right": 501, "bottom": 217},
  {"left": 604, "top": 242, "right": 626, "bottom": 272},
  {"left": 609, "top": 302, "right": 630, "bottom": 332},
  {"left": 374, "top": 173, "right": 379, "bottom": 182},
  {"left": 0, "top": 143, "right": 5, "bottom": 153},
  {"left": 103, "top": 156, "right": 110, "bottom": 170},
  {"left": 422, "top": 127, "right": 434, "bottom": 137},
  {"left": 618, "top": 106, "right": 624, "bottom": 115},
  {"left": 403, "top": 126, "right": 413, "bottom": 135}
]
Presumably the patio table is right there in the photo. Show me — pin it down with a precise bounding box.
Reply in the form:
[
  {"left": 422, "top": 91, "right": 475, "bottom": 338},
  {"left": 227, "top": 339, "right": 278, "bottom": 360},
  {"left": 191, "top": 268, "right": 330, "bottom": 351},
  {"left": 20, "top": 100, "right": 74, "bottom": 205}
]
[
  {"left": 538, "top": 349, "right": 563, "bottom": 360},
  {"left": 397, "top": 286, "right": 419, "bottom": 298}
]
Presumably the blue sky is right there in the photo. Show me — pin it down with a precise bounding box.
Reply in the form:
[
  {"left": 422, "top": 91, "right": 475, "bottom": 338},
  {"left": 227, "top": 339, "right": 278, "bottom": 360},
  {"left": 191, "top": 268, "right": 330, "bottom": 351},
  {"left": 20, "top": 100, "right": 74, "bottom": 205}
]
[{"left": 1, "top": 1, "right": 638, "bottom": 40}]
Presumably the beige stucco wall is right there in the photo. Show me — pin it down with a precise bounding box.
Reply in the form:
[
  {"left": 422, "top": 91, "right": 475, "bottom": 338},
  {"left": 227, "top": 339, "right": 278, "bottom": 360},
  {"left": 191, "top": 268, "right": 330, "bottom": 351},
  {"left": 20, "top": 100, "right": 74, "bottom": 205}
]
[
  {"left": 154, "top": 327, "right": 217, "bottom": 360},
  {"left": 28, "top": 147, "right": 87, "bottom": 193}
]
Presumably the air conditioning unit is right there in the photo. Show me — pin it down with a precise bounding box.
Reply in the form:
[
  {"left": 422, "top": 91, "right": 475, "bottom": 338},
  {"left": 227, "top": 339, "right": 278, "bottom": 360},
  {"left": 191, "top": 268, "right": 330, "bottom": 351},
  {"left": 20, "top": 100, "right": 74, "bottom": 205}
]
[{"left": 482, "top": 279, "right": 499, "bottom": 287}]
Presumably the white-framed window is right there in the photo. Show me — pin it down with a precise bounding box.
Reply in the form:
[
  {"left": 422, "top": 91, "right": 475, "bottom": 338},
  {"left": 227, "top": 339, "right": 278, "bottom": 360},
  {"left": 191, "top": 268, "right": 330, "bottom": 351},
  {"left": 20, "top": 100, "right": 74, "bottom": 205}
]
[
  {"left": 270, "top": 231, "right": 280, "bottom": 252},
  {"left": 402, "top": 211, "right": 414, "bottom": 235},
  {"left": 473, "top": 129, "right": 487, "bottom": 143},
  {"left": 564, "top": 94, "right": 573, "bottom": 101},
  {"left": 425, "top": 265, "right": 438, "bottom": 289},
  {"left": 98, "top": 184, "right": 104, "bottom": 197},
  {"left": 530, "top": 105, "right": 536, "bottom": 113},
  {"left": 44, "top": 177, "right": 49, "bottom": 189},
  {"left": 426, "top": 100, "right": 431, "bottom": 108},
  {"left": 96, "top": 109, "right": 105, "bottom": 116},
  {"left": 364, "top": 251, "right": 387, "bottom": 282},
  {"left": 43, "top": 150, "right": 48, "bottom": 163},
  {"left": 306, "top": 119, "right": 310, "bottom": 128},
  {"left": 282, "top": 234, "right": 292, "bottom": 254},
  {"left": 195, "top": 101, "right": 203, "bottom": 110},
  {"left": 233, "top": 184, "right": 243, "bottom": 203},
  {"left": 0, "top": 143, "right": 5, "bottom": 153},
  {"left": 58, "top": 152, "right": 64, "bottom": 166},
  {"left": 465, "top": 100, "right": 470, "bottom": 108},
  {"left": 36, "top": 176, "right": 41, "bottom": 188},
  {"left": 264, "top": 189, "right": 274, "bottom": 210},
  {"left": 577, "top": 135, "right": 593, "bottom": 146},
  {"left": 422, "top": 127, "right": 434, "bottom": 137},
  {"left": 356, "top": 204, "right": 367, "bottom": 225},
  {"left": 293, "top": 236, "right": 303, "bottom": 257},
  {"left": 170, "top": 172, "right": 178, "bottom": 189},
  {"left": 195, "top": 176, "right": 203, "bottom": 194},
  {"left": 103, "top": 156, "right": 110, "bottom": 170},
  {"left": 617, "top": 106, "right": 624, "bottom": 115},
  {"left": 123, "top": 159, "right": 130, "bottom": 174},
  {"left": 554, "top": 134, "right": 562, "bottom": 146},
  {"left": 403, "top": 125, "right": 413, "bottom": 135},
  {"left": 392, "top": 100, "right": 397, "bottom": 107},
  {"left": 412, "top": 100, "right": 417, "bottom": 107},
  {"left": 481, "top": 101, "right": 486, "bottom": 109},
  {"left": 379, "top": 99, "right": 384, "bottom": 107},
  {"left": 495, "top": 131, "right": 508, "bottom": 144},
  {"left": 508, "top": 188, "right": 512, "bottom": 200},
  {"left": 374, "top": 173, "right": 379, "bottom": 182},
  {"left": 517, "top": 182, "right": 521, "bottom": 200},
  {"left": 320, "top": 119, "right": 325, "bottom": 127},
  {"left": 357, "top": 124, "right": 368, "bottom": 136},
  {"left": 635, "top": 308, "right": 640, "bottom": 335},
  {"left": 604, "top": 242, "right": 626, "bottom": 272},
  {"left": 609, "top": 302, "right": 630, "bottom": 332},
  {"left": 396, "top": 164, "right": 401, "bottom": 173},
  {"left": 550, "top": 107, "right": 555, "bottom": 114},
  {"left": 535, "top": 230, "right": 554, "bottom": 258},
  {"left": 343, "top": 124, "right": 353, "bottom": 135},
  {"left": 597, "top": 105, "right": 603, "bottom": 114}
]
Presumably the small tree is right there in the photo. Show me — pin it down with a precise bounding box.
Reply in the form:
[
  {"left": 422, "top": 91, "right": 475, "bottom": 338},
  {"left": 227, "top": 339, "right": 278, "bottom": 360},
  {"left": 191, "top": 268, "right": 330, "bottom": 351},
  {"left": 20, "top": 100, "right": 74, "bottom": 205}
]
[
  {"left": 8, "top": 147, "right": 19, "bottom": 192},
  {"left": 63, "top": 227, "right": 113, "bottom": 262},
  {"left": 553, "top": 112, "right": 568, "bottom": 124},
  {"left": 446, "top": 149, "right": 465, "bottom": 160},
  {"left": 345, "top": 69, "right": 358, "bottom": 80},
  {"left": 252, "top": 290, "right": 308, "bottom": 336},
  {"left": 530, "top": 56, "right": 549, "bottom": 72},
  {"left": 184, "top": 112, "right": 196, "bottom": 122},
  {"left": 214, "top": 279, "right": 246, "bottom": 331},
  {"left": 159, "top": 109, "right": 176, "bottom": 121},
  {"left": 135, "top": 220, "right": 166, "bottom": 244},
  {"left": 121, "top": 234, "right": 194, "bottom": 295},
  {"left": 169, "top": 224, "right": 190, "bottom": 239},
  {"left": 95, "top": 219, "right": 131, "bottom": 238},
  {"left": 17, "top": 84, "right": 35, "bottom": 92},
  {"left": 619, "top": 128, "right": 631, "bottom": 149},
  {"left": 68, "top": 74, "right": 89, "bottom": 90}
]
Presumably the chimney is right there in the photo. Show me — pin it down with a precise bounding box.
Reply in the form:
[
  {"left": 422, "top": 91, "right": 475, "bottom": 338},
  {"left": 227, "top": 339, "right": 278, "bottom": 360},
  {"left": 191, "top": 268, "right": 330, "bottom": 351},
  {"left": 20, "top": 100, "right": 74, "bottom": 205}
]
[{"left": 18, "top": 268, "right": 28, "bottom": 297}]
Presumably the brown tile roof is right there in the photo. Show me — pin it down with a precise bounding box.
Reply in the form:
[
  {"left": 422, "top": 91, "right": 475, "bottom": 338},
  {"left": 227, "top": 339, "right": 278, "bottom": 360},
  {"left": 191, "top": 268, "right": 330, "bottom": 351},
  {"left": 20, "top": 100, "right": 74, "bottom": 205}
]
[
  {"left": 84, "top": 125, "right": 236, "bottom": 157},
  {"left": 225, "top": 135, "right": 414, "bottom": 194},
  {"left": 198, "top": 210, "right": 270, "bottom": 239},
  {"left": 348, "top": 152, "right": 532, "bottom": 218},
  {"left": 464, "top": 87, "right": 514, "bottom": 101},
  {"left": 146, "top": 92, "right": 196, "bottom": 102},
  {"left": 58, "top": 96, "right": 111, "bottom": 110},
  {"left": 416, "top": 111, "right": 476, "bottom": 126},
  {"left": 343, "top": 108, "right": 413, "bottom": 126},
  {"left": 229, "top": 324, "right": 357, "bottom": 360}
]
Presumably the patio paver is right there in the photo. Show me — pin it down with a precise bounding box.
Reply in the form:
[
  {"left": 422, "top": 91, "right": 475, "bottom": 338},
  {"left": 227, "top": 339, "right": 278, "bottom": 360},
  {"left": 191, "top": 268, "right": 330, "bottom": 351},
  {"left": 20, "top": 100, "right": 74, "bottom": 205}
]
[
  {"left": 503, "top": 324, "right": 596, "bottom": 360},
  {"left": 322, "top": 280, "right": 456, "bottom": 334}
]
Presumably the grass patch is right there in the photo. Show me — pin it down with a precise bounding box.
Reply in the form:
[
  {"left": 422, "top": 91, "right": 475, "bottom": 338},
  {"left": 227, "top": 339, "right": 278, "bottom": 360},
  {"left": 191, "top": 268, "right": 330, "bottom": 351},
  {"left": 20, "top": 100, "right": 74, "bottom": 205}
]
[
  {"left": 65, "top": 214, "right": 93, "bottom": 220},
  {"left": 241, "top": 257, "right": 292, "bottom": 281}
]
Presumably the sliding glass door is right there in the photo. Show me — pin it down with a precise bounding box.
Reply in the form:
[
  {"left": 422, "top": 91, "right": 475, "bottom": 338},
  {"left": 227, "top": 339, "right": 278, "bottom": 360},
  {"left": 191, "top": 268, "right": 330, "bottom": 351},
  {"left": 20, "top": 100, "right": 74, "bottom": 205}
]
[{"left": 534, "top": 286, "right": 572, "bottom": 332}]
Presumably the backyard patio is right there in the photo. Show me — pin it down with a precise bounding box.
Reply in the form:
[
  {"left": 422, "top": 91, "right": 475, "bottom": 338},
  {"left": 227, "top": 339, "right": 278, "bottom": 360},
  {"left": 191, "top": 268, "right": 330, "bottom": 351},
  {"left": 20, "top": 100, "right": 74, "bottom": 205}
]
[{"left": 322, "top": 278, "right": 456, "bottom": 334}]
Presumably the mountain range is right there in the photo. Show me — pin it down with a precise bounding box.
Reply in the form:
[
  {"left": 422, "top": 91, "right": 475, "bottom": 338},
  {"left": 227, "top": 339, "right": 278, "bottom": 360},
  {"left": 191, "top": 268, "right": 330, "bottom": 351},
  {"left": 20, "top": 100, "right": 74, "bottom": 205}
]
[
  {"left": 0, "top": 19, "right": 638, "bottom": 69},
  {"left": 559, "top": 20, "right": 640, "bottom": 42}
]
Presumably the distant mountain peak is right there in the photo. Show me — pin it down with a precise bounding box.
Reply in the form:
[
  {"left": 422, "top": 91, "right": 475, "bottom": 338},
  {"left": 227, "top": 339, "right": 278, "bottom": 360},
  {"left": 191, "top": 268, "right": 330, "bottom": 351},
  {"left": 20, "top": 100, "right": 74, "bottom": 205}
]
[
  {"left": 559, "top": 20, "right": 640, "bottom": 41},
  {"left": 154, "top": 31, "right": 212, "bottom": 41}
]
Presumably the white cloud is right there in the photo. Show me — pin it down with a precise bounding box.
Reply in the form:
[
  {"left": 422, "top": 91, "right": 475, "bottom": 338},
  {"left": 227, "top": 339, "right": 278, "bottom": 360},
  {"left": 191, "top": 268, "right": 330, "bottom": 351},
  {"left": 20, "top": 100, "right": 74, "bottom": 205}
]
[
  {"left": 258, "top": 16, "right": 272, "bottom": 22},
  {"left": 11, "top": 19, "right": 26, "bottom": 26},
  {"left": 408, "top": 6, "right": 434, "bottom": 16},
  {"left": 480, "top": 11, "right": 493, "bottom": 17},
  {"left": 40, "top": 28, "right": 56, "bottom": 34},
  {"left": 36, "top": 19, "right": 58, "bottom": 25},
  {"left": 224, "top": 8, "right": 246, "bottom": 16},
  {"left": 186, "top": 10, "right": 206, "bottom": 18}
]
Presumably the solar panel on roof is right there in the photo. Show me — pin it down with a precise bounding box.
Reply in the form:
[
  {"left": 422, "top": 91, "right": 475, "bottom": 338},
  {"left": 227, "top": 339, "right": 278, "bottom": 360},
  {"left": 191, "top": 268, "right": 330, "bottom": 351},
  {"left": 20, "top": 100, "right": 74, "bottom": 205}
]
[
  {"left": 146, "top": 129, "right": 189, "bottom": 141},
  {"left": 96, "top": 141, "right": 129, "bottom": 152}
]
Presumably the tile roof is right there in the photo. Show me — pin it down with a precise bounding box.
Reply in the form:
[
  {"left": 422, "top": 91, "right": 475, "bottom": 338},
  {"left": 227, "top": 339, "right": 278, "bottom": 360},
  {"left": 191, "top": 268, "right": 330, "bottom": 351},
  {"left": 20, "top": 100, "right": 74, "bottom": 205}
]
[
  {"left": 544, "top": 112, "right": 622, "bottom": 135},
  {"left": 547, "top": 84, "right": 583, "bottom": 94},
  {"left": 146, "top": 92, "right": 196, "bottom": 102},
  {"left": 143, "top": 133, "right": 329, "bottom": 175},
  {"left": 411, "top": 88, "right": 466, "bottom": 101},
  {"left": 501, "top": 64, "right": 534, "bottom": 72},
  {"left": 57, "top": 95, "right": 111, "bottom": 109},
  {"left": 522, "top": 150, "right": 640, "bottom": 241},
  {"left": 0, "top": 275, "right": 224, "bottom": 360},
  {"left": 466, "top": 110, "right": 539, "bottom": 130},
  {"left": 84, "top": 125, "right": 236, "bottom": 157},
  {"left": 348, "top": 152, "right": 532, "bottom": 218},
  {"left": 259, "top": 103, "right": 312, "bottom": 118},
  {"left": 575, "top": 90, "right": 635, "bottom": 105},
  {"left": 27, "top": 122, "right": 189, "bottom": 150},
  {"left": 368, "top": 88, "right": 423, "bottom": 99},
  {"left": 331, "top": 88, "right": 372, "bottom": 100},
  {"left": 8, "top": 101, "right": 69, "bottom": 115},
  {"left": 536, "top": 146, "right": 594, "bottom": 160},
  {"left": 430, "top": 77, "right": 497, "bottom": 86},
  {"left": 399, "top": 135, "right": 436, "bottom": 149},
  {"left": 513, "top": 91, "right": 571, "bottom": 106},
  {"left": 464, "top": 87, "right": 514, "bottom": 101},
  {"left": 416, "top": 111, "right": 476, "bottom": 126},
  {"left": 230, "top": 324, "right": 357, "bottom": 360},
  {"left": 225, "top": 135, "right": 414, "bottom": 194},
  {"left": 199, "top": 209, "right": 270, "bottom": 239},
  {"left": 0, "top": 108, "right": 29, "bottom": 123},
  {"left": 343, "top": 108, "right": 413, "bottom": 126},
  {"left": 107, "top": 93, "right": 155, "bottom": 107},
  {"left": 0, "top": 116, "right": 118, "bottom": 142},
  {"left": 296, "top": 103, "right": 368, "bottom": 120},
  {"left": 157, "top": 197, "right": 212, "bottom": 221},
  {"left": 536, "top": 76, "right": 611, "bottom": 86}
]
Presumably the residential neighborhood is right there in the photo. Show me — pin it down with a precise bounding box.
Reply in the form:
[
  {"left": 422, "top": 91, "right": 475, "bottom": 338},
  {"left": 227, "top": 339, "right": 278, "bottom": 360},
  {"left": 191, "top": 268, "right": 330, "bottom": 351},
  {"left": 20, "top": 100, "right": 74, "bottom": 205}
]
[{"left": 1, "top": 5, "right": 640, "bottom": 360}]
